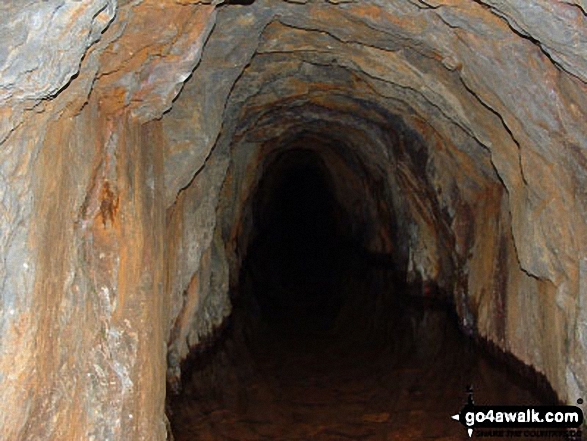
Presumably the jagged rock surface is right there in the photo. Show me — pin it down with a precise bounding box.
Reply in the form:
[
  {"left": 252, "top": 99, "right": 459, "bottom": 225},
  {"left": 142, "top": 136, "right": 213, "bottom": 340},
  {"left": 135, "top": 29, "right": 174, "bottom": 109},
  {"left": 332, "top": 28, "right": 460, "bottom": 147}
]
[{"left": 0, "top": 0, "right": 585, "bottom": 439}]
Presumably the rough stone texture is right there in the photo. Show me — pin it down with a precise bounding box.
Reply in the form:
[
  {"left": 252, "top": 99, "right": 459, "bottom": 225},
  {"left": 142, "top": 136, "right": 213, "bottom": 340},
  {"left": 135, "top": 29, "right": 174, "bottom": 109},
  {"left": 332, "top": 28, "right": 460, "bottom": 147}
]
[
  {"left": 0, "top": 1, "right": 217, "bottom": 439},
  {"left": 0, "top": 0, "right": 116, "bottom": 104},
  {"left": 0, "top": 0, "right": 585, "bottom": 439}
]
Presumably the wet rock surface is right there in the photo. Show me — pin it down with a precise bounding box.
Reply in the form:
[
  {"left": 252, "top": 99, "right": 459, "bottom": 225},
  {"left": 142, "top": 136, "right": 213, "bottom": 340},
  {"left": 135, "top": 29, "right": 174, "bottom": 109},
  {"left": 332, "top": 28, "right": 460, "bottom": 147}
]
[
  {"left": 0, "top": 1, "right": 585, "bottom": 439},
  {"left": 169, "top": 254, "right": 551, "bottom": 440}
]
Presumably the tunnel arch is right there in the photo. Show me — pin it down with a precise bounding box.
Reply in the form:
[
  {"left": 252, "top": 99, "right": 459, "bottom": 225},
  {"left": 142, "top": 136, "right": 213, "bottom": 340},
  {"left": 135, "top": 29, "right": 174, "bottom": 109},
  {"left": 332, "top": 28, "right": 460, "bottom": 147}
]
[
  {"left": 212, "top": 59, "right": 501, "bottom": 316},
  {"left": 163, "top": 0, "right": 584, "bottom": 410},
  {"left": 219, "top": 129, "right": 401, "bottom": 292},
  {"left": 2, "top": 1, "right": 586, "bottom": 439}
]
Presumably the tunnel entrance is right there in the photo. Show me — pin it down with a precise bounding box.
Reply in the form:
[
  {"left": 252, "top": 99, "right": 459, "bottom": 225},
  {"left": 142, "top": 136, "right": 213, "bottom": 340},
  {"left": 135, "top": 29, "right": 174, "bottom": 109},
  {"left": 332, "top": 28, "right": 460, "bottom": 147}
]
[{"left": 168, "top": 144, "right": 556, "bottom": 440}]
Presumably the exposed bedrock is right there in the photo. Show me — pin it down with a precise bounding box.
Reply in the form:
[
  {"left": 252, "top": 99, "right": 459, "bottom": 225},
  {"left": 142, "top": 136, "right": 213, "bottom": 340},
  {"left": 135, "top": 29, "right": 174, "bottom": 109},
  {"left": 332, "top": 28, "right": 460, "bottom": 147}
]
[{"left": 0, "top": 0, "right": 585, "bottom": 439}]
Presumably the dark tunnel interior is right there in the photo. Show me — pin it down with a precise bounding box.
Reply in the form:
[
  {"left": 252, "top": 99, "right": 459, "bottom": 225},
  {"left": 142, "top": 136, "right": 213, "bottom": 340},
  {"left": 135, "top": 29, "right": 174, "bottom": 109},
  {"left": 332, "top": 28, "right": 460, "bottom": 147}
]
[
  {"left": 168, "top": 144, "right": 560, "bottom": 441},
  {"left": 244, "top": 150, "right": 349, "bottom": 334}
]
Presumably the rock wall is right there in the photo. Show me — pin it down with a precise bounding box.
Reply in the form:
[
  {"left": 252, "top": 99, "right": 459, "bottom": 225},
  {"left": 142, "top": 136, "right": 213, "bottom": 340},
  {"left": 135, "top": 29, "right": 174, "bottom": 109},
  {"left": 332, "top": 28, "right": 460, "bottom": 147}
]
[
  {"left": 0, "top": 0, "right": 585, "bottom": 439},
  {"left": 0, "top": 1, "right": 217, "bottom": 438}
]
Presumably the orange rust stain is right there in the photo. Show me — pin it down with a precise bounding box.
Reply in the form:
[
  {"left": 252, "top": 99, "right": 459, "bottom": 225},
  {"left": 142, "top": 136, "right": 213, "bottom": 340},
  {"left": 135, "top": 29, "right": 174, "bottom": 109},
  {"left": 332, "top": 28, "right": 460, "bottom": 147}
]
[
  {"left": 99, "top": 181, "right": 119, "bottom": 228},
  {"left": 342, "top": 3, "right": 399, "bottom": 26}
]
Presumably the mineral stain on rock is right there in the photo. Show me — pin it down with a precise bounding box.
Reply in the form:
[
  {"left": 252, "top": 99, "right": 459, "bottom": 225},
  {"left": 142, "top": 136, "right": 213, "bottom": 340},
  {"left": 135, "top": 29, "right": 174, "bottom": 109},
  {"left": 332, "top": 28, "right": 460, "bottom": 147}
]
[
  {"left": 99, "top": 181, "right": 119, "bottom": 228},
  {"left": 0, "top": 0, "right": 585, "bottom": 440}
]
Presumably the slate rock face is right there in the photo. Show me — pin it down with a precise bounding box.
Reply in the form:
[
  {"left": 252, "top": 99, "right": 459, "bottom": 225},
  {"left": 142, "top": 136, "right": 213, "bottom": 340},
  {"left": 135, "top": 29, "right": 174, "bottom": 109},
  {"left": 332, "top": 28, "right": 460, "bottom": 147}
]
[
  {"left": 0, "top": 0, "right": 585, "bottom": 439},
  {"left": 0, "top": 0, "right": 116, "bottom": 104}
]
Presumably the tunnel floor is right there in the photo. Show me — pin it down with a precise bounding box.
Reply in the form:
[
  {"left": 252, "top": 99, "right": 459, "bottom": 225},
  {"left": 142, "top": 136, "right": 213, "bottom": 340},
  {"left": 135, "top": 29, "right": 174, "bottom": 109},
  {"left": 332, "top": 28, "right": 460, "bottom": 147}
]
[{"left": 168, "top": 256, "right": 554, "bottom": 441}]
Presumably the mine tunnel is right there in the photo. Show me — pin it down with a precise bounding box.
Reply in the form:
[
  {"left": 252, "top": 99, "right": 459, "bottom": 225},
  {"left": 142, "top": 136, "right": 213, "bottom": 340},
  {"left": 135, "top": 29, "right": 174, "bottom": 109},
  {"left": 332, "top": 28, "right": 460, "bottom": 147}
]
[
  {"left": 167, "top": 132, "right": 559, "bottom": 440},
  {"left": 1, "top": 1, "right": 586, "bottom": 440}
]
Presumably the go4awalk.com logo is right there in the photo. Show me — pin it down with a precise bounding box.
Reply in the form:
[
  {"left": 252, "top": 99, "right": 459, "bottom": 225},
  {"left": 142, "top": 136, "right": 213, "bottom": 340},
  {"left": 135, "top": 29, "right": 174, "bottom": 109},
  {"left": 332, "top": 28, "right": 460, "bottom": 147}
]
[{"left": 451, "top": 387, "right": 584, "bottom": 438}]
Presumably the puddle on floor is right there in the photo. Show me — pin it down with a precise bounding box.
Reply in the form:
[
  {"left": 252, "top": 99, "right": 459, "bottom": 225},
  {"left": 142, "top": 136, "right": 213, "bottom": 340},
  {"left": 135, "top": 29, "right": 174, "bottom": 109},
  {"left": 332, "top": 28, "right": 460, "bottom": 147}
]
[{"left": 169, "top": 291, "right": 562, "bottom": 440}]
